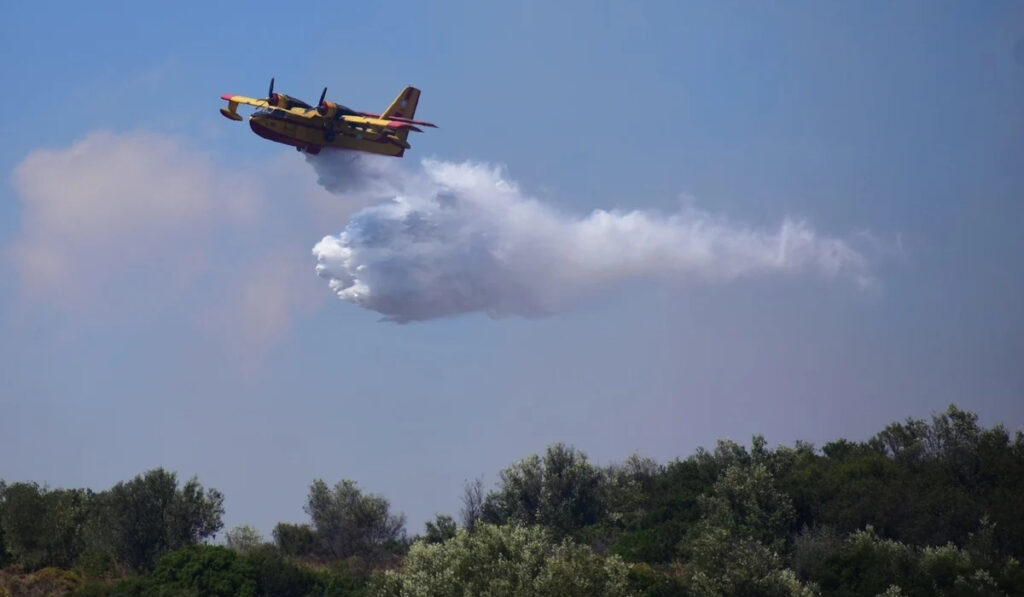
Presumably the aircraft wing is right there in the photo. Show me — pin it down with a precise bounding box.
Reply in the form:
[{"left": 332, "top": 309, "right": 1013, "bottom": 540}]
[
  {"left": 220, "top": 93, "right": 275, "bottom": 121},
  {"left": 220, "top": 93, "right": 316, "bottom": 122},
  {"left": 221, "top": 94, "right": 273, "bottom": 108}
]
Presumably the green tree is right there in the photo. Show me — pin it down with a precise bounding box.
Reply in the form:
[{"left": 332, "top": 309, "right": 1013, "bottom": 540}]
[
  {"left": 483, "top": 443, "right": 605, "bottom": 538},
  {"left": 459, "top": 477, "right": 484, "bottom": 533},
  {"left": 99, "top": 468, "right": 224, "bottom": 571},
  {"left": 422, "top": 514, "right": 457, "bottom": 545},
  {"left": 483, "top": 455, "right": 542, "bottom": 527},
  {"left": 603, "top": 453, "right": 659, "bottom": 522},
  {"left": 0, "top": 482, "right": 92, "bottom": 569},
  {"left": 304, "top": 479, "right": 406, "bottom": 562},
  {"left": 226, "top": 524, "right": 264, "bottom": 555},
  {"left": 0, "top": 480, "right": 11, "bottom": 567},
  {"left": 816, "top": 525, "right": 1024, "bottom": 597},
  {"left": 681, "top": 463, "right": 814, "bottom": 596},
  {"left": 790, "top": 525, "right": 843, "bottom": 583},
  {"left": 788, "top": 405, "right": 1024, "bottom": 554},
  {"left": 610, "top": 453, "right": 719, "bottom": 563},
  {"left": 372, "top": 523, "right": 628, "bottom": 597},
  {"left": 697, "top": 463, "right": 796, "bottom": 549},
  {"left": 273, "top": 522, "right": 315, "bottom": 557},
  {"left": 536, "top": 540, "right": 631, "bottom": 597},
  {"left": 244, "top": 545, "right": 321, "bottom": 597}
]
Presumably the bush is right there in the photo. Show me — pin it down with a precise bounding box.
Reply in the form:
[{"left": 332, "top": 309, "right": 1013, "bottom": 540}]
[
  {"left": 243, "top": 545, "right": 317, "bottom": 597},
  {"left": 97, "top": 543, "right": 368, "bottom": 597},
  {"left": 626, "top": 562, "right": 688, "bottom": 597},
  {"left": 310, "top": 560, "right": 371, "bottom": 597},
  {"left": 147, "top": 545, "right": 255, "bottom": 597},
  {"left": 371, "top": 523, "right": 629, "bottom": 597},
  {"left": 225, "top": 525, "right": 264, "bottom": 555},
  {"left": 0, "top": 567, "right": 84, "bottom": 596},
  {"left": 274, "top": 523, "right": 315, "bottom": 558}
]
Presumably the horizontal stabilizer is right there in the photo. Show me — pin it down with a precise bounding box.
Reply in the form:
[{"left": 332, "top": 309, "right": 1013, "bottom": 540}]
[
  {"left": 388, "top": 123, "right": 423, "bottom": 133},
  {"left": 388, "top": 116, "right": 437, "bottom": 128}
]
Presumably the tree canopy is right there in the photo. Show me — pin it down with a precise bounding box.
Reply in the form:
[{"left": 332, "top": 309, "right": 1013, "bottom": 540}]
[
  {"left": 304, "top": 479, "right": 406, "bottom": 563},
  {"left": 2, "top": 404, "right": 1022, "bottom": 596}
]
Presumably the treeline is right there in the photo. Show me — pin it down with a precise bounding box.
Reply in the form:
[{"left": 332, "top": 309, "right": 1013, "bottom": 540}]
[
  {"left": 0, "top": 469, "right": 223, "bottom": 573},
  {"left": 1, "top": 404, "right": 1022, "bottom": 596}
]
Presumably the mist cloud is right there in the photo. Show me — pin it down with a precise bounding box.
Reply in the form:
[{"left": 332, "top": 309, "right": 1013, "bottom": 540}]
[
  {"left": 7, "top": 131, "right": 262, "bottom": 311},
  {"left": 6, "top": 131, "right": 322, "bottom": 359},
  {"left": 311, "top": 154, "right": 871, "bottom": 322}
]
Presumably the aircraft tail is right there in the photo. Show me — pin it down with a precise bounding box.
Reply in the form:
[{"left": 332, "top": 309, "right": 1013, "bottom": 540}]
[
  {"left": 379, "top": 86, "right": 435, "bottom": 157},
  {"left": 382, "top": 86, "right": 421, "bottom": 120}
]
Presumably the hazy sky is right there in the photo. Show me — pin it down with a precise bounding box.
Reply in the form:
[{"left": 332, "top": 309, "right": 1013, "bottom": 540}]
[{"left": 1, "top": 1, "right": 1022, "bottom": 537}]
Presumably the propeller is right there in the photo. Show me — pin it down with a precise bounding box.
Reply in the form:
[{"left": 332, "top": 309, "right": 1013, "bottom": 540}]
[
  {"left": 313, "top": 87, "right": 329, "bottom": 115},
  {"left": 267, "top": 77, "right": 279, "bottom": 106}
]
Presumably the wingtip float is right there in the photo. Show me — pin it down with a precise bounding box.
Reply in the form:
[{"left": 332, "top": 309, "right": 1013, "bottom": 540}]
[{"left": 219, "top": 78, "right": 436, "bottom": 157}]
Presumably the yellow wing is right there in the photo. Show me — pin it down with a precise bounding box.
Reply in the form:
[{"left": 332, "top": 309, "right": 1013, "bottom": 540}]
[
  {"left": 222, "top": 94, "right": 272, "bottom": 108},
  {"left": 220, "top": 94, "right": 270, "bottom": 121},
  {"left": 220, "top": 93, "right": 317, "bottom": 121}
]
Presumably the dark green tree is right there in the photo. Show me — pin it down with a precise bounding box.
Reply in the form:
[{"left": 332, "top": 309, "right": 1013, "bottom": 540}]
[
  {"left": 609, "top": 451, "right": 720, "bottom": 563},
  {"left": 0, "top": 482, "right": 92, "bottom": 569},
  {"left": 459, "top": 477, "right": 484, "bottom": 533},
  {"left": 0, "top": 480, "right": 10, "bottom": 567},
  {"left": 99, "top": 468, "right": 224, "bottom": 571},
  {"left": 483, "top": 443, "right": 605, "bottom": 538},
  {"left": 783, "top": 404, "right": 1024, "bottom": 555},
  {"left": 304, "top": 479, "right": 406, "bottom": 562},
  {"left": 273, "top": 522, "right": 315, "bottom": 557},
  {"left": 423, "top": 514, "right": 457, "bottom": 544}
]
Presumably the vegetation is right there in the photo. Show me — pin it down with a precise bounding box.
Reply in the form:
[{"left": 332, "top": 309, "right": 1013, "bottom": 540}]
[
  {"left": 1, "top": 404, "right": 1021, "bottom": 596},
  {"left": 372, "top": 523, "right": 629, "bottom": 597}
]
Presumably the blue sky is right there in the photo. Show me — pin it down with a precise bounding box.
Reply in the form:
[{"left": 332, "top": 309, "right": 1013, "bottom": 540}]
[{"left": 1, "top": 1, "right": 1022, "bottom": 537}]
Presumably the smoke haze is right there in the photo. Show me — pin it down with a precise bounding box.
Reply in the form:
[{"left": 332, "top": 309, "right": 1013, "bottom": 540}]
[{"left": 310, "top": 152, "right": 871, "bottom": 322}]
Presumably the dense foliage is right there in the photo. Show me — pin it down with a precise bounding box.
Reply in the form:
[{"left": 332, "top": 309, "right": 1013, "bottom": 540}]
[
  {"left": 1, "top": 404, "right": 1021, "bottom": 596},
  {"left": 303, "top": 479, "right": 407, "bottom": 564},
  {"left": 80, "top": 545, "right": 369, "bottom": 597},
  {"left": 0, "top": 469, "right": 223, "bottom": 576},
  {"left": 372, "top": 523, "right": 629, "bottom": 597}
]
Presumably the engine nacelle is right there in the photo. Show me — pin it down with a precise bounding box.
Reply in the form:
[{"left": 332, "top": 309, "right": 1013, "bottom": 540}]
[
  {"left": 268, "top": 93, "right": 312, "bottom": 111},
  {"left": 317, "top": 100, "right": 338, "bottom": 119}
]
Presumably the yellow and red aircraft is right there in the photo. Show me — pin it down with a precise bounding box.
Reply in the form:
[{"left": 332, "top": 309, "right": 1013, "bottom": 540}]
[{"left": 219, "top": 78, "right": 436, "bottom": 157}]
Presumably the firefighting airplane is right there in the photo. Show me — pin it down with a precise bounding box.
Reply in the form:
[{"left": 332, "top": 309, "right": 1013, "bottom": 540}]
[{"left": 219, "top": 78, "right": 436, "bottom": 157}]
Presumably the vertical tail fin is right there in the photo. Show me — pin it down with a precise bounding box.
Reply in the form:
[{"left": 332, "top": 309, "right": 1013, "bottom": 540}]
[
  {"left": 382, "top": 86, "right": 421, "bottom": 120},
  {"left": 383, "top": 87, "right": 421, "bottom": 156}
]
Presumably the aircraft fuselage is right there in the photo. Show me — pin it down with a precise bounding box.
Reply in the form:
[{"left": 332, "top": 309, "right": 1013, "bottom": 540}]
[{"left": 248, "top": 109, "right": 406, "bottom": 157}]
